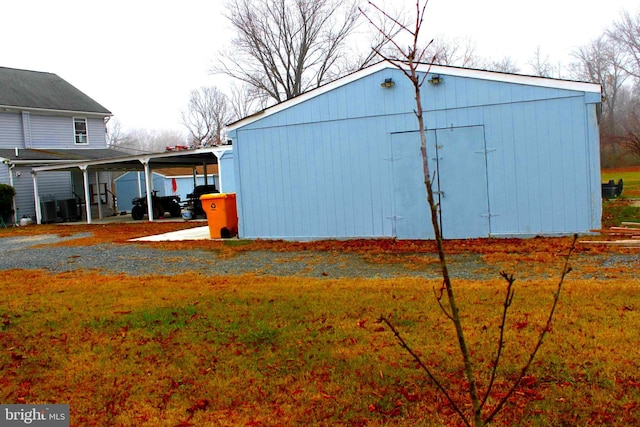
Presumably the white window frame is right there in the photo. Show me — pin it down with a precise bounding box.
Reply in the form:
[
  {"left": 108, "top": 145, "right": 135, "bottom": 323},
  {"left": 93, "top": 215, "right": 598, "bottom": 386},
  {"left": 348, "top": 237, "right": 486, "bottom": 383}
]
[{"left": 74, "top": 117, "right": 88, "bottom": 144}]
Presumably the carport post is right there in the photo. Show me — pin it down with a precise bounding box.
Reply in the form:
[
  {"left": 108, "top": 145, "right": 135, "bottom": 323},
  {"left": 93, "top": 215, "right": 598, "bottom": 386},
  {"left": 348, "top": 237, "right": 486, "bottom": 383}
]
[
  {"left": 81, "top": 166, "right": 92, "bottom": 224},
  {"left": 142, "top": 158, "right": 154, "bottom": 222},
  {"left": 31, "top": 171, "right": 42, "bottom": 225},
  {"left": 137, "top": 172, "right": 143, "bottom": 197},
  {"left": 203, "top": 162, "right": 208, "bottom": 185},
  {"left": 95, "top": 171, "right": 103, "bottom": 220}
]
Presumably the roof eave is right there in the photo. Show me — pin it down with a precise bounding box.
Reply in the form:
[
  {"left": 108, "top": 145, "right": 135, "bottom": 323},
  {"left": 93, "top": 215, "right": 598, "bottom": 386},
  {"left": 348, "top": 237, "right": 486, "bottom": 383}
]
[{"left": 0, "top": 104, "right": 112, "bottom": 117}]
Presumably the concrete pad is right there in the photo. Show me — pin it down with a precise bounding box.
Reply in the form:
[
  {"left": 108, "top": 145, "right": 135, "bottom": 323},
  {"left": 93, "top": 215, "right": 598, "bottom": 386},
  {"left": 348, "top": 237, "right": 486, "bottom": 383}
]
[{"left": 131, "top": 226, "right": 211, "bottom": 241}]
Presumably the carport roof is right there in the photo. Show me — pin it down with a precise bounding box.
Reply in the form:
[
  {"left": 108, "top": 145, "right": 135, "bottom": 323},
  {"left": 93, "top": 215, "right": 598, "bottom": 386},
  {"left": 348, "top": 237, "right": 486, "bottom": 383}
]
[
  {"left": 7, "top": 146, "right": 232, "bottom": 173},
  {"left": 0, "top": 148, "right": 124, "bottom": 165}
]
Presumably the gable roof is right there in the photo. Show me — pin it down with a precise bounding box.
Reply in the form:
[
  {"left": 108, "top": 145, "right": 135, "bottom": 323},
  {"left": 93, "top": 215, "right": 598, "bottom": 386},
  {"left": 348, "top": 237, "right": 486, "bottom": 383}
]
[
  {"left": 0, "top": 66, "right": 111, "bottom": 116},
  {"left": 227, "top": 61, "right": 601, "bottom": 131}
]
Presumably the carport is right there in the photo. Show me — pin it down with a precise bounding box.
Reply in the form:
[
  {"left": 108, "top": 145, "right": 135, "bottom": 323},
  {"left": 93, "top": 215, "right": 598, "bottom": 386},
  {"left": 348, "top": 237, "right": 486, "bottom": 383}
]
[{"left": 30, "top": 146, "right": 232, "bottom": 224}]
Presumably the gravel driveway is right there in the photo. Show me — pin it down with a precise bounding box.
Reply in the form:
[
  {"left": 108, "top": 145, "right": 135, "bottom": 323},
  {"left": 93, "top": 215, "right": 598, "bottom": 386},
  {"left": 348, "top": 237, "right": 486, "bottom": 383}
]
[{"left": 0, "top": 232, "right": 636, "bottom": 281}]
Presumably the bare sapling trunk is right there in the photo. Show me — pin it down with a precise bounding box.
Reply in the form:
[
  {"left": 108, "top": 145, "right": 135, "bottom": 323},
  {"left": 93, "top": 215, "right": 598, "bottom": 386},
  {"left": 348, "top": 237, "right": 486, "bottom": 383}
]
[{"left": 363, "top": 1, "right": 575, "bottom": 426}]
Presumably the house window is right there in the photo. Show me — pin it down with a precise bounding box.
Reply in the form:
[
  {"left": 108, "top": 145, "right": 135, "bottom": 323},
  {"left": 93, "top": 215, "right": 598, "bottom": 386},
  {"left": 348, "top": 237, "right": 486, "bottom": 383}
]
[{"left": 74, "top": 118, "right": 88, "bottom": 144}]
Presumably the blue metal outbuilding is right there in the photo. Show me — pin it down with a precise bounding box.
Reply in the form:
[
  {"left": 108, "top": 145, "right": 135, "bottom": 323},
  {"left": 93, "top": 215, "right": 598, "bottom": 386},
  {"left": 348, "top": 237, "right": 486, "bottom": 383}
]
[{"left": 227, "top": 62, "right": 602, "bottom": 240}]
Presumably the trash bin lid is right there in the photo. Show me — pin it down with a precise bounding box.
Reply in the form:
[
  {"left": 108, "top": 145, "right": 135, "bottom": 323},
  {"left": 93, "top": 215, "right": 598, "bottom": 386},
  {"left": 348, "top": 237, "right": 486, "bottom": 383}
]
[{"left": 200, "top": 193, "right": 235, "bottom": 200}]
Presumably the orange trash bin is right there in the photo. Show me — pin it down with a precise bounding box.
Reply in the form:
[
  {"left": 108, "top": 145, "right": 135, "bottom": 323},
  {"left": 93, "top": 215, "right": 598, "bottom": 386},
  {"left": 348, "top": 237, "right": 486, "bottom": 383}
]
[{"left": 200, "top": 193, "right": 238, "bottom": 238}]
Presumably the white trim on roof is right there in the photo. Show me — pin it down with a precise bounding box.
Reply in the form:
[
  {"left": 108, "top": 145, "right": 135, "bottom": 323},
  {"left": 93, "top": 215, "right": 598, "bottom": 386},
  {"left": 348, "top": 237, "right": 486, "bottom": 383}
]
[
  {"left": 227, "top": 62, "right": 601, "bottom": 131},
  {"left": 0, "top": 104, "right": 112, "bottom": 117}
]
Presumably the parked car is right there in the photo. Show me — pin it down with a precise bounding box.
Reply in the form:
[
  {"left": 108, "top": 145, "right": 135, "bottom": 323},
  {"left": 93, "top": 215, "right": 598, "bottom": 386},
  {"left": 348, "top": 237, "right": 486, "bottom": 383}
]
[{"left": 186, "top": 185, "right": 219, "bottom": 217}]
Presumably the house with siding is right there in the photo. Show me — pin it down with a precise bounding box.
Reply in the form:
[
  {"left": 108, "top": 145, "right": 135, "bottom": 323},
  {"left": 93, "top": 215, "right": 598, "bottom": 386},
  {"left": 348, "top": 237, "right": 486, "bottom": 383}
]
[
  {"left": 227, "top": 62, "right": 602, "bottom": 240},
  {"left": 0, "top": 66, "right": 120, "bottom": 223}
]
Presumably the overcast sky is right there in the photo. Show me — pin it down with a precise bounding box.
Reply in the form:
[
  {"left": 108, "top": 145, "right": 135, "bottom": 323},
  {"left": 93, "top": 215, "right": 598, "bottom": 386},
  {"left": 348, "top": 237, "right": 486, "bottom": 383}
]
[{"left": 2, "top": 0, "right": 638, "bottom": 137}]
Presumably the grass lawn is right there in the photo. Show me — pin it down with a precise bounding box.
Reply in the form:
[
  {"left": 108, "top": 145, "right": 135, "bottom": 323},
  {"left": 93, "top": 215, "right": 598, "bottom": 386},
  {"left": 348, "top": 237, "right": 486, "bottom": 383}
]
[
  {"left": 0, "top": 168, "right": 639, "bottom": 425},
  {"left": 602, "top": 166, "right": 640, "bottom": 199},
  {"left": 1, "top": 251, "right": 640, "bottom": 425},
  {"left": 602, "top": 167, "right": 640, "bottom": 227}
]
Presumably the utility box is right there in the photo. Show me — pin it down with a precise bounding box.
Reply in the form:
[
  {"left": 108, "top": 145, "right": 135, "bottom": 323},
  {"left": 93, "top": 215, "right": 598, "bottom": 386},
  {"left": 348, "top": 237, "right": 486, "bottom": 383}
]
[
  {"left": 200, "top": 193, "right": 238, "bottom": 238},
  {"left": 59, "top": 198, "right": 79, "bottom": 221},
  {"left": 40, "top": 199, "right": 57, "bottom": 223}
]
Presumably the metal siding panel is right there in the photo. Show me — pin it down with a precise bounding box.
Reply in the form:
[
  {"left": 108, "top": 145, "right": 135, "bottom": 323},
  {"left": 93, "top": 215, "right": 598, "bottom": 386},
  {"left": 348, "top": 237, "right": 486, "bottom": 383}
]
[
  {"left": 444, "top": 76, "right": 458, "bottom": 109},
  {"left": 329, "top": 129, "right": 347, "bottom": 236},
  {"left": 30, "top": 115, "right": 72, "bottom": 147},
  {"left": 321, "top": 125, "right": 337, "bottom": 234},
  {"left": 484, "top": 95, "right": 594, "bottom": 236},
  {"left": 115, "top": 172, "right": 143, "bottom": 211},
  {"left": 483, "top": 105, "right": 512, "bottom": 233},
  {"left": 26, "top": 115, "right": 106, "bottom": 149},
  {"left": 369, "top": 120, "right": 391, "bottom": 235},
  {"left": 219, "top": 153, "right": 235, "bottom": 193},
  {"left": 559, "top": 97, "right": 591, "bottom": 232},
  {"left": 271, "top": 130, "right": 288, "bottom": 236},
  {"left": 237, "top": 117, "right": 391, "bottom": 239},
  {"left": 284, "top": 126, "right": 302, "bottom": 235},
  {"left": 515, "top": 102, "right": 540, "bottom": 232},
  {"left": 436, "top": 126, "right": 490, "bottom": 239},
  {"left": 544, "top": 99, "right": 565, "bottom": 232},
  {"left": 0, "top": 164, "right": 9, "bottom": 184},
  {"left": 87, "top": 118, "right": 107, "bottom": 147},
  {"left": 0, "top": 112, "right": 24, "bottom": 147},
  {"left": 22, "top": 112, "right": 32, "bottom": 147},
  {"left": 390, "top": 131, "right": 434, "bottom": 239},
  {"left": 586, "top": 104, "right": 602, "bottom": 230}
]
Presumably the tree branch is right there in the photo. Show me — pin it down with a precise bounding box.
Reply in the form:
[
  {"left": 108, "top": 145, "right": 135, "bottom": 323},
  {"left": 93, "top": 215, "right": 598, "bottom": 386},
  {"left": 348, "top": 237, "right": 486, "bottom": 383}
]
[
  {"left": 484, "top": 234, "right": 577, "bottom": 424},
  {"left": 378, "top": 316, "right": 470, "bottom": 427},
  {"left": 480, "top": 271, "right": 515, "bottom": 408}
]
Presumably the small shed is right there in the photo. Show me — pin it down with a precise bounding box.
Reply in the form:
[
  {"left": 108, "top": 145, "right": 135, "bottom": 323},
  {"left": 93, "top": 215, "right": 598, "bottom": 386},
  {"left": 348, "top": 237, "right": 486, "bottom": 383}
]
[{"left": 227, "top": 62, "right": 602, "bottom": 240}]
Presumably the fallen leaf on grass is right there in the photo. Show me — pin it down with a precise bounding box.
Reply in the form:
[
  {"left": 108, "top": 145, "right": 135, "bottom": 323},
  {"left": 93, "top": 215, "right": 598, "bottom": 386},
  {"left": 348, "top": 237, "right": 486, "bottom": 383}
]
[{"left": 187, "top": 398, "right": 209, "bottom": 413}]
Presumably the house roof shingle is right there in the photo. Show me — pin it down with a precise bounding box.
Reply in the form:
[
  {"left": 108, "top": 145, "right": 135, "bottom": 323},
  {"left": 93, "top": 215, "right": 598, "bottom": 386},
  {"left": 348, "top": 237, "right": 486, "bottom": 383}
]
[{"left": 0, "top": 66, "right": 111, "bottom": 115}]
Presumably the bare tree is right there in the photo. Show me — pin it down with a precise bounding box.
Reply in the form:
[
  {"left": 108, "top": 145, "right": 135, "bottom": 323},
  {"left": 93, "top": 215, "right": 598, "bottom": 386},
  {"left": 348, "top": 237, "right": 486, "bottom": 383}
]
[
  {"left": 617, "top": 82, "right": 640, "bottom": 158},
  {"left": 228, "top": 83, "right": 267, "bottom": 121},
  {"left": 569, "top": 35, "right": 630, "bottom": 133},
  {"left": 214, "top": 0, "right": 376, "bottom": 104},
  {"left": 486, "top": 56, "right": 520, "bottom": 73},
  {"left": 106, "top": 118, "right": 126, "bottom": 150},
  {"left": 419, "top": 34, "right": 483, "bottom": 68},
  {"left": 608, "top": 9, "right": 640, "bottom": 79},
  {"left": 527, "top": 46, "right": 559, "bottom": 77},
  {"left": 182, "top": 86, "right": 233, "bottom": 147}
]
